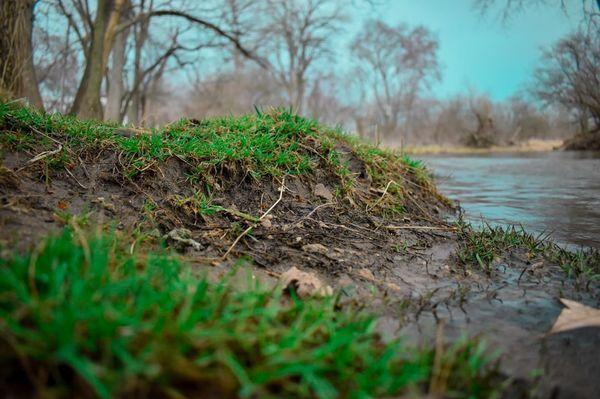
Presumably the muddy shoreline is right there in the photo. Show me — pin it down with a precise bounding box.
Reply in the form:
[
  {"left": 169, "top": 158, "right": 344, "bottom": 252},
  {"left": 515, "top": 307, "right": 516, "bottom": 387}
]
[{"left": 1, "top": 147, "right": 599, "bottom": 398}]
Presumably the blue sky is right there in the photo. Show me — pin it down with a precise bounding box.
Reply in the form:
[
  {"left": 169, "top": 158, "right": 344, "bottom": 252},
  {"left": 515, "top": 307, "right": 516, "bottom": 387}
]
[{"left": 361, "top": 0, "right": 583, "bottom": 101}]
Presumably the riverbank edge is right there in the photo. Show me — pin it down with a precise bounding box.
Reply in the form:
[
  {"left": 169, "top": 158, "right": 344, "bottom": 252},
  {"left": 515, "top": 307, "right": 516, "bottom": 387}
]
[{"left": 402, "top": 139, "right": 564, "bottom": 155}]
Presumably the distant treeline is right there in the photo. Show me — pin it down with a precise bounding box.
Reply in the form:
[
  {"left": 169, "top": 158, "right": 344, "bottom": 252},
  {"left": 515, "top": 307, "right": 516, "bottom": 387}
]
[{"left": 0, "top": 1, "right": 598, "bottom": 147}]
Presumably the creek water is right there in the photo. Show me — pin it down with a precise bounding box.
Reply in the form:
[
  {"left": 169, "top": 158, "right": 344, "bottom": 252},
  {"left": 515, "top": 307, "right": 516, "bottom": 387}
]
[{"left": 418, "top": 151, "right": 600, "bottom": 249}]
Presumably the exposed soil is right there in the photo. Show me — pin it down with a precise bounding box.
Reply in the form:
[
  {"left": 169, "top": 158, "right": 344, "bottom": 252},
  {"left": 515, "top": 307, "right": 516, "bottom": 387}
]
[{"left": 1, "top": 138, "right": 599, "bottom": 398}]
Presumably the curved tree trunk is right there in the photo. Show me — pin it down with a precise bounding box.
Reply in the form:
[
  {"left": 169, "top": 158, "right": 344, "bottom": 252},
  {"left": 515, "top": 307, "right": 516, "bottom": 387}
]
[
  {"left": 105, "top": 26, "right": 128, "bottom": 121},
  {"left": 0, "top": 0, "right": 43, "bottom": 108}
]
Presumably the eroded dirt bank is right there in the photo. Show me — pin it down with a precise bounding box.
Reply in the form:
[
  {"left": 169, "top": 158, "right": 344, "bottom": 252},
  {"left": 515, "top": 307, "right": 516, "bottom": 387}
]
[{"left": 1, "top": 105, "right": 599, "bottom": 398}]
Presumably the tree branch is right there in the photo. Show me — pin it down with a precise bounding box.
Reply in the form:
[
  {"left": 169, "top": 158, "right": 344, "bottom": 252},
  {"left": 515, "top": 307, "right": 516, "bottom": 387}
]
[{"left": 115, "top": 9, "right": 268, "bottom": 68}]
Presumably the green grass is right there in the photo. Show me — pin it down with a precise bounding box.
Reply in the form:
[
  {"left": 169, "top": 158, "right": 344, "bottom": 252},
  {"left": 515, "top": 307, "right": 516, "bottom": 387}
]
[
  {"left": 543, "top": 243, "right": 600, "bottom": 283},
  {"left": 0, "top": 227, "right": 503, "bottom": 398},
  {"left": 326, "top": 129, "right": 444, "bottom": 216},
  {"left": 455, "top": 218, "right": 600, "bottom": 282},
  {"left": 0, "top": 102, "right": 320, "bottom": 179},
  {"left": 0, "top": 101, "right": 439, "bottom": 216}
]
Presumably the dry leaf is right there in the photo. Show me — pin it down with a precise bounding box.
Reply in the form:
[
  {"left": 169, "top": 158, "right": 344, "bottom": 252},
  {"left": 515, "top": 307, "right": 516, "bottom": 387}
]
[
  {"left": 356, "top": 268, "right": 375, "bottom": 281},
  {"left": 279, "top": 266, "right": 332, "bottom": 298},
  {"left": 548, "top": 298, "right": 600, "bottom": 335}
]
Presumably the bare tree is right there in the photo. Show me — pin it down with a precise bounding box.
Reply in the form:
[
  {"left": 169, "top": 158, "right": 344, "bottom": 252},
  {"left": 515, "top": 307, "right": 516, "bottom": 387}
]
[
  {"left": 105, "top": 11, "right": 129, "bottom": 121},
  {"left": 183, "top": 67, "right": 284, "bottom": 118},
  {"left": 533, "top": 30, "right": 600, "bottom": 133},
  {"left": 216, "top": 0, "right": 264, "bottom": 71},
  {"left": 505, "top": 95, "right": 551, "bottom": 141},
  {"left": 464, "top": 90, "right": 498, "bottom": 147},
  {"left": 433, "top": 97, "right": 469, "bottom": 144},
  {"left": 28, "top": 0, "right": 266, "bottom": 122},
  {"left": 473, "top": 0, "right": 599, "bottom": 21},
  {"left": 350, "top": 19, "right": 440, "bottom": 142},
  {"left": 70, "top": 0, "right": 126, "bottom": 119},
  {"left": 262, "top": 0, "right": 346, "bottom": 113},
  {"left": 0, "top": 0, "right": 44, "bottom": 108}
]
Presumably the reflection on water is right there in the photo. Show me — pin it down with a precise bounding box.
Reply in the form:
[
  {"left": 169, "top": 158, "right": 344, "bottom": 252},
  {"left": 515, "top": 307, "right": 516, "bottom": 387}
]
[{"left": 418, "top": 151, "right": 600, "bottom": 248}]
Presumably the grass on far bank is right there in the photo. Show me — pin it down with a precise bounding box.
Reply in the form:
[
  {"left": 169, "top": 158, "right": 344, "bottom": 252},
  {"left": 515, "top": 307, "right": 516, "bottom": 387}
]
[
  {"left": 403, "top": 139, "right": 564, "bottom": 155},
  {"left": 0, "top": 226, "right": 503, "bottom": 398},
  {"left": 455, "top": 218, "right": 600, "bottom": 283}
]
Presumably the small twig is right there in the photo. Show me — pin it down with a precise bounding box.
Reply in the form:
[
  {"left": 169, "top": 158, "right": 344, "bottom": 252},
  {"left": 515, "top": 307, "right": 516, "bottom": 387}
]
[
  {"left": 77, "top": 155, "right": 90, "bottom": 179},
  {"left": 259, "top": 176, "right": 286, "bottom": 220},
  {"left": 382, "top": 225, "right": 457, "bottom": 231},
  {"left": 367, "top": 180, "right": 395, "bottom": 211},
  {"left": 17, "top": 145, "right": 63, "bottom": 171},
  {"left": 517, "top": 265, "right": 531, "bottom": 285},
  {"left": 264, "top": 270, "right": 281, "bottom": 278},
  {"left": 221, "top": 176, "right": 286, "bottom": 259},
  {"left": 220, "top": 207, "right": 260, "bottom": 223},
  {"left": 292, "top": 202, "right": 334, "bottom": 227},
  {"left": 137, "top": 159, "right": 157, "bottom": 173},
  {"left": 306, "top": 218, "right": 376, "bottom": 241},
  {"left": 64, "top": 167, "right": 87, "bottom": 189}
]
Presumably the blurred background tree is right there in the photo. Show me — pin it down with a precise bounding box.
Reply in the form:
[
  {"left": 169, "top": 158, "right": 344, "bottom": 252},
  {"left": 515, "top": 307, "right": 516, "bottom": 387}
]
[{"left": 0, "top": 0, "right": 597, "bottom": 147}]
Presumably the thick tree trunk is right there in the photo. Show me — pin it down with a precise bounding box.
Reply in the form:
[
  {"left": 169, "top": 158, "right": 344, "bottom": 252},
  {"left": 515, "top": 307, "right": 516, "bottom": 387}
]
[
  {"left": 0, "top": 0, "right": 43, "bottom": 108},
  {"left": 105, "top": 27, "right": 127, "bottom": 121},
  {"left": 70, "top": 0, "right": 124, "bottom": 119},
  {"left": 128, "top": 14, "right": 150, "bottom": 125}
]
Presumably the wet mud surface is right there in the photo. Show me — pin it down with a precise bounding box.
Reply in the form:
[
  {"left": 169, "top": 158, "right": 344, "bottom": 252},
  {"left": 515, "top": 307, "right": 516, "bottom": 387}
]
[{"left": 1, "top": 146, "right": 599, "bottom": 398}]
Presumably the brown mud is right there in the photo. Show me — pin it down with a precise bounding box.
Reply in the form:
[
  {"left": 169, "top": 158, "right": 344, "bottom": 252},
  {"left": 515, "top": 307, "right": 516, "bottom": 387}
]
[{"left": 1, "top": 140, "right": 599, "bottom": 398}]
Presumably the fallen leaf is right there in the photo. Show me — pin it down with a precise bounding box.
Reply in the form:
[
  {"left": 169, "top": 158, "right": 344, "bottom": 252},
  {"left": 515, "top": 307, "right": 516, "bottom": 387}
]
[
  {"left": 548, "top": 298, "right": 600, "bottom": 335},
  {"left": 279, "top": 266, "right": 332, "bottom": 298}
]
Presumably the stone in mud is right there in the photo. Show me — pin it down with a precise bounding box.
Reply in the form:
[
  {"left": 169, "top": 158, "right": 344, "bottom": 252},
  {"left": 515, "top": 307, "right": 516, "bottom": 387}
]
[
  {"left": 385, "top": 282, "right": 402, "bottom": 292},
  {"left": 163, "top": 228, "right": 203, "bottom": 251},
  {"left": 279, "top": 266, "right": 333, "bottom": 298},
  {"left": 260, "top": 216, "right": 273, "bottom": 228},
  {"left": 302, "top": 243, "right": 329, "bottom": 255},
  {"left": 313, "top": 183, "right": 333, "bottom": 201}
]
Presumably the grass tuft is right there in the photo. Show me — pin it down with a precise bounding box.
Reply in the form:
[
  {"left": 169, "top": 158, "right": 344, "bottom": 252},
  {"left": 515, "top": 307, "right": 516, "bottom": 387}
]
[
  {"left": 0, "top": 227, "right": 502, "bottom": 398},
  {"left": 455, "top": 217, "right": 600, "bottom": 282}
]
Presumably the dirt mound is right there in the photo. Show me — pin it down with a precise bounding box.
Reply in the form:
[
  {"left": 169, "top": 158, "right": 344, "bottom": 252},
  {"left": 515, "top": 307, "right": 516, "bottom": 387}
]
[{"left": 0, "top": 103, "right": 450, "bottom": 269}]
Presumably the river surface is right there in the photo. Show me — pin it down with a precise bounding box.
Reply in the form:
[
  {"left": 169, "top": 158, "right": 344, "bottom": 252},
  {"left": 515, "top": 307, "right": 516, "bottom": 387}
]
[{"left": 417, "top": 151, "right": 600, "bottom": 249}]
